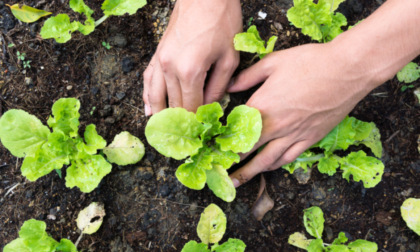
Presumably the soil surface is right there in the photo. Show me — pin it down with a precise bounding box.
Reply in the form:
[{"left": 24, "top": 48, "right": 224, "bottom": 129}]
[{"left": 1, "top": 0, "right": 419, "bottom": 251}]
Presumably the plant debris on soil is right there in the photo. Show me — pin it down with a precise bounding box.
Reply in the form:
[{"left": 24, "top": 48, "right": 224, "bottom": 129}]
[{"left": 0, "top": 0, "right": 419, "bottom": 251}]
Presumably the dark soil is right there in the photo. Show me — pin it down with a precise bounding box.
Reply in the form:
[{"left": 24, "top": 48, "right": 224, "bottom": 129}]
[{"left": 1, "top": 0, "right": 419, "bottom": 251}]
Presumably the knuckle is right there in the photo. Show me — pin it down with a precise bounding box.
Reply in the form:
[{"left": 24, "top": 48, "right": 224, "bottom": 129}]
[
  {"left": 258, "top": 154, "right": 277, "bottom": 170},
  {"left": 143, "top": 68, "right": 153, "bottom": 83},
  {"left": 158, "top": 54, "right": 171, "bottom": 72}
]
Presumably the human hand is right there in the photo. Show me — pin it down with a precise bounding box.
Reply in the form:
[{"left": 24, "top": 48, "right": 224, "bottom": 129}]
[
  {"left": 143, "top": 0, "right": 242, "bottom": 115},
  {"left": 228, "top": 42, "right": 380, "bottom": 187}
]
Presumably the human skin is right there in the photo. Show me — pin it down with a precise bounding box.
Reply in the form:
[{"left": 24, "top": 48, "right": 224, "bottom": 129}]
[
  {"left": 228, "top": 0, "right": 420, "bottom": 187},
  {"left": 142, "top": 0, "right": 242, "bottom": 115}
]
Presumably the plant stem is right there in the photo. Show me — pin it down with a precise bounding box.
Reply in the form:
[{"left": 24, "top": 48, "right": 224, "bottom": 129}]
[
  {"left": 94, "top": 15, "right": 109, "bottom": 27},
  {"left": 295, "top": 154, "right": 324, "bottom": 163},
  {"left": 75, "top": 233, "right": 83, "bottom": 248}
]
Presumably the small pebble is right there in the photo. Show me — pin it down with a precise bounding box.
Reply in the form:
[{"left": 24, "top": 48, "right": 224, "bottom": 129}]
[{"left": 66, "top": 85, "right": 73, "bottom": 90}]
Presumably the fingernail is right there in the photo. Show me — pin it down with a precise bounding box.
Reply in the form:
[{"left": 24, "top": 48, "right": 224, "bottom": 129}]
[
  {"left": 232, "top": 178, "right": 240, "bottom": 188},
  {"left": 144, "top": 104, "right": 151, "bottom": 116}
]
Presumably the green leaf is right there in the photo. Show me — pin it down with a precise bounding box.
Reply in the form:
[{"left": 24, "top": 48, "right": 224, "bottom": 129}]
[
  {"left": 145, "top": 107, "right": 204, "bottom": 160},
  {"left": 401, "top": 198, "right": 420, "bottom": 236},
  {"left": 102, "top": 0, "right": 147, "bottom": 16},
  {"left": 396, "top": 62, "right": 420, "bottom": 83},
  {"left": 351, "top": 118, "right": 372, "bottom": 141},
  {"left": 355, "top": 123, "right": 382, "bottom": 158},
  {"left": 260, "top": 35, "right": 278, "bottom": 58},
  {"left": 83, "top": 124, "right": 107, "bottom": 155},
  {"left": 181, "top": 241, "right": 210, "bottom": 252},
  {"left": 213, "top": 238, "right": 246, "bottom": 252},
  {"left": 282, "top": 150, "right": 320, "bottom": 173},
  {"left": 70, "top": 0, "right": 95, "bottom": 35},
  {"left": 216, "top": 105, "right": 262, "bottom": 153},
  {"left": 317, "top": 155, "right": 339, "bottom": 176},
  {"left": 3, "top": 238, "right": 31, "bottom": 252},
  {"left": 7, "top": 4, "right": 52, "bottom": 23},
  {"left": 65, "top": 155, "right": 112, "bottom": 193},
  {"left": 56, "top": 239, "right": 78, "bottom": 252},
  {"left": 40, "top": 14, "right": 79, "bottom": 43},
  {"left": 325, "top": 245, "right": 350, "bottom": 252},
  {"left": 209, "top": 145, "right": 240, "bottom": 169},
  {"left": 288, "top": 232, "right": 313, "bottom": 250},
  {"left": 325, "top": 0, "right": 346, "bottom": 11},
  {"left": 347, "top": 240, "right": 378, "bottom": 252},
  {"left": 303, "top": 206, "right": 324, "bottom": 239},
  {"left": 307, "top": 239, "right": 325, "bottom": 252},
  {"left": 332, "top": 232, "right": 348, "bottom": 245},
  {"left": 47, "top": 98, "right": 81, "bottom": 137},
  {"left": 103, "top": 131, "right": 145, "bottom": 165},
  {"left": 0, "top": 109, "right": 50, "bottom": 158},
  {"left": 322, "top": 12, "right": 347, "bottom": 42},
  {"left": 17, "top": 219, "right": 58, "bottom": 252},
  {"left": 197, "top": 204, "right": 227, "bottom": 245},
  {"left": 176, "top": 161, "right": 207, "bottom": 190},
  {"left": 196, "top": 102, "right": 224, "bottom": 140},
  {"left": 315, "top": 116, "right": 356, "bottom": 153},
  {"left": 233, "top": 25, "right": 277, "bottom": 58},
  {"left": 206, "top": 164, "right": 236, "bottom": 202},
  {"left": 339, "top": 151, "right": 384, "bottom": 188}
]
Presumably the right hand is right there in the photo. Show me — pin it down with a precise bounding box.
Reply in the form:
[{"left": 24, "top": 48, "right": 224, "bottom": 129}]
[{"left": 143, "top": 0, "right": 242, "bottom": 115}]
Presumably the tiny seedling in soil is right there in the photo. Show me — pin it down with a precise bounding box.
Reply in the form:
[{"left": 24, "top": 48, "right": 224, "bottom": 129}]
[
  {"left": 145, "top": 102, "right": 262, "bottom": 202},
  {"left": 0, "top": 98, "right": 145, "bottom": 193},
  {"left": 288, "top": 206, "right": 378, "bottom": 251},
  {"left": 282, "top": 116, "right": 385, "bottom": 188},
  {"left": 287, "top": 0, "right": 348, "bottom": 42},
  {"left": 16, "top": 51, "right": 26, "bottom": 61},
  {"left": 102, "top": 41, "right": 111, "bottom": 50},
  {"left": 234, "top": 25, "right": 278, "bottom": 59},
  {"left": 181, "top": 204, "right": 246, "bottom": 252}
]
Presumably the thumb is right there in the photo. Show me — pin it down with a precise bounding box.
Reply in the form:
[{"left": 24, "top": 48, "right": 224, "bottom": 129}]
[{"left": 228, "top": 56, "right": 272, "bottom": 93}]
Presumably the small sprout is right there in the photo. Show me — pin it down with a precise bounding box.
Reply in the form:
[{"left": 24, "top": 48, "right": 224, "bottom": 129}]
[
  {"left": 76, "top": 202, "right": 106, "bottom": 235},
  {"left": 102, "top": 41, "right": 111, "bottom": 50},
  {"left": 17, "top": 51, "right": 26, "bottom": 61},
  {"left": 90, "top": 106, "right": 96, "bottom": 115},
  {"left": 8, "top": 43, "right": 15, "bottom": 48}
]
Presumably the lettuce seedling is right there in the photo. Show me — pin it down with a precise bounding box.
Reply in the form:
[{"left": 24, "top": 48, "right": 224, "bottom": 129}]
[
  {"left": 287, "top": 0, "right": 348, "bottom": 42},
  {"left": 39, "top": 0, "right": 147, "bottom": 43},
  {"left": 181, "top": 204, "right": 246, "bottom": 252},
  {"left": 3, "top": 219, "right": 78, "bottom": 252},
  {"left": 145, "top": 103, "right": 262, "bottom": 202},
  {"left": 0, "top": 98, "right": 145, "bottom": 193},
  {"left": 283, "top": 116, "right": 384, "bottom": 188},
  {"left": 234, "top": 25, "right": 278, "bottom": 59},
  {"left": 288, "top": 206, "right": 378, "bottom": 251},
  {"left": 396, "top": 62, "right": 420, "bottom": 84},
  {"left": 401, "top": 198, "right": 420, "bottom": 236}
]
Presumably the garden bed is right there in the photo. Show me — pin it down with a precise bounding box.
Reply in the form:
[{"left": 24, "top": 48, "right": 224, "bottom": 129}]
[{"left": 0, "top": 0, "right": 419, "bottom": 251}]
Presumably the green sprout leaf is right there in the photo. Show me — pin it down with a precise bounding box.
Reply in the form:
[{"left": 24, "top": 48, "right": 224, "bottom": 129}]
[
  {"left": 47, "top": 98, "right": 81, "bottom": 137},
  {"left": 212, "top": 238, "right": 246, "bottom": 252},
  {"left": 56, "top": 239, "right": 78, "bottom": 252},
  {"left": 303, "top": 206, "right": 324, "bottom": 239},
  {"left": 401, "top": 198, "right": 420, "bottom": 236},
  {"left": 397, "top": 62, "right": 420, "bottom": 83},
  {"left": 317, "top": 154, "right": 339, "bottom": 175},
  {"left": 206, "top": 164, "right": 236, "bottom": 202},
  {"left": 347, "top": 240, "right": 378, "bottom": 251},
  {"left": 332, "top": 232, "right": 348, "bottom": 245},
  {"left": 196, "top": 102, "right": 224, "bottom": 140},
  {"left": 181, "top": 241, "right": 210, "bottom": 252},
  {"left": 307, "top": 238, "right": 324, "bottom": 251},
  {"left": 233, "top": 25, "right": 278, "bottom": 58},
  {"left": 197, "top": 204, "right": 227, "bottom": 245},
  {"left": 83, "top": 124, "right": 107, "bottom": 155},
  {"left": 40, "top": 14, "right": 79, "bottom": 43},
  {"left": 70, "top": 0, "right": 95, "bottom": 35},
  {"left": 102, "top": 0, "right": 147, "bottom": 16},
  {"left": 315, "top": 116, "right": 356, "bottom": 153},
  {"left": 0, "top": 109, "right": 50, "bottom": 158},
  {"left": 103, "top": 131, "right": 145, "bottom": 165},
  {"left": 7, "top": 4, "right": 52, "bottom": 23},
  {"left": 216, "top": 105, "right": 262, "bottom": 153}
]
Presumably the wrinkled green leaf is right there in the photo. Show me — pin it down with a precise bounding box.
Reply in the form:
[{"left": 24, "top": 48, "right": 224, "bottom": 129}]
[
  {"left": 56, "top": 239, "right": 78, "bottom": 252},
  {"left": 70, "top": 0, "right": 95, "bottom": 35},
  {"left": 288, "top": 232, "right": 313, "bottom": 250},
  {"left": 65, "top": 155, "right": 112, "bottom": 193},
  {"left": 213, "top": 238, "right": 246, "bottom": 252},
  {"left": 332, "top": 232, "right": 348, "bottom": 245},
  {"left": 196, "top": 102, "right": 223, "bottom": 140},
  {"left": 81, "top": 124, "right": 106, "bottom": 154},
  {"left": 209, "top": 145, "right": 240, "bottom": 169},
  {"left": 216, "top": 105, "right": 262, "bottom": 153},
  {"left": 321, "top": 12, "right": 347, "bottom": 42},
  {"left": 145, "top": 107, "right": 204, "bottom": 160},
  {"left": 317, "top": 155, "right": 339, "bottom": 175},
  {"left": 206, "top": 165, "right": 236, "bottom": 202},
  {"left": 340, "top": 151, "right": 384, "bottom": 188},
  {"left": 0, "top": 109, "right": 50, "bottom": 158},
  {"left": 347, "top": 240, "right": 378, "bottom": 252},
  {"left": 397, "top": 62, "right": 420, "bottom": 83},
  {"left": 175, "top": 149, "right": 210, "bottom": 190},
  {"left": 307, "top": 238, "right": 324, "bottom": 252},
  {"left": 181, "top": 241, "right": 210, "bottom": 252},
  {"left": 303, "top": 206, "right": 324, "bottom": 239},
  {"left": 47, "top": 98, "right": 81, "bottom": 137},
  {"left": 355, "top": 123, "right": 382, "bottom": 158},
  {"left": 103, "top": 131, "right": 144, "bottom": 165},
  {"left": 325, "top": 0, "right": 346, "bottom": 11},
  {"left": 197, "top": 204, "right": 227, "bottom": 245},
  {"left": 315, "top": 116, "right": 356, "bottom": 153},
  {"left": 401, "top": 198, "right": 420, "bottom": 236},
  {"left": 40, "top": 14, "right": 79, "bottom": 43},
  {"left": 7, "top": 4, "right": 52, "bottom": 23},
  {"left": 234, "top": 25, "right": 277, "bottom": 58},
  {"left": 102, "top": 0, "right": 147, "bottom": 16}
]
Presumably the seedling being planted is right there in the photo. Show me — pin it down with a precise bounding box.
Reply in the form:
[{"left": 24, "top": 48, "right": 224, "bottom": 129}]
[
  {"left": 181, "top": 204, "right": 246, "bottom": 252},
  {"left": 145, "top": 102, "right": 262, "bottom": 202},
  {"left": 283, "top": 116, "right": 384, "bottom": 188},
  {"left": 234, "top": 25, "right": 278, "bottom": 59},
  {"left": 288, "top": 206, "right": 378, "bottom": 251},
  {"left": 0, "top": 98, "right": 145, "bottom": 193}
]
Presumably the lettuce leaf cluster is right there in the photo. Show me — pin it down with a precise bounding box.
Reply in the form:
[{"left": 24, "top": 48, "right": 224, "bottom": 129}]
[
  {"left": 0, "top": 98, "right": 144, "bottom": 193},
  {"left": 283, "top": 116, "right": 384, "bottom": 188},
  {"left": 3, "top": 219, "right": 77, "bottom": 252},
  {"left": 396, "top": 62, "right": 420, "bottom": 84},
  {"left": 145, "top": 103, "right": 262, "bottom": 202},
  {"left": 181, "top": 204, "right": 246, "bottom": 252},
  {"left": 234, "top": 25, "right": 278, "bottom": 59},
  {"left": 288, "top": 206, "right": 378, "bottom": 251},
  {"left": 287, "top": 0, "right": 347, "bottom": 42},
  {"left": 40, "top": 0, "right": 147, "bottom": 43}
]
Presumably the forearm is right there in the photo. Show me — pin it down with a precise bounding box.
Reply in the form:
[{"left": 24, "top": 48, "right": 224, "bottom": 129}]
[{"left": 332, "top": 0, "right": 420, "bottom": 92}]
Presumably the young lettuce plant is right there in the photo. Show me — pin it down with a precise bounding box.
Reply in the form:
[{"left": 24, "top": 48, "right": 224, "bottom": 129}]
[
  {"left": 283, "top": 116, "right": 384, "bottom": 188},
  {"left": 234, "top": 25, "right": 278, "bottom": 59},
  {"left": 288, "top": 206, "right": 378, "bottom": 251},
  {"left": 287, "top": 0, "right": 348, "bottom": 42},
  {"left": 396, "top": 62, "right": 420, "bottom": 83},
  {"left": 0, "top": 98, "right": 144, "bottom": 193},
  {"left": 145, "top": 102, "right": 262, "bottom": 202},
  {"left": 182, "top": 204, "right": 246, "bottom": 252},
  {"left": 401, "top": 198, "right": 420, "bottom": 236}
]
